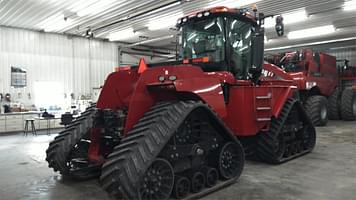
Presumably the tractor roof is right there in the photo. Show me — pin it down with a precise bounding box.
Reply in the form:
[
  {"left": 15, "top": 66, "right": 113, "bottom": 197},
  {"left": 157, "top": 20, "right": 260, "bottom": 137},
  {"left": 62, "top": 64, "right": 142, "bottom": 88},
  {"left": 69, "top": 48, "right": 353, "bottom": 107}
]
[{"left": 177, "top": 6, "right": 256, "bottom": 27}]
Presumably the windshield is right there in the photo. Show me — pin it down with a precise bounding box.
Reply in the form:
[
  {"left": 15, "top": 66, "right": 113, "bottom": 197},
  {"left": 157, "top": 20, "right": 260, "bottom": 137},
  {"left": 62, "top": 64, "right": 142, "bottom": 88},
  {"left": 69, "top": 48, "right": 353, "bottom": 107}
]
[
  {"left": 228, "top": 19, "right": 252, "bottom": 79},
  {"left": 283, "top": 63, "right": 302, "bottom": 72},
  {"left": 182, "top": 17, "right": 225, "bottom": 63},
  {"left": 280, "top": 53, "right": 302, "bottom": 72},
  {"left": 180, "top": 16, "right": 255, "bottom": 78}
]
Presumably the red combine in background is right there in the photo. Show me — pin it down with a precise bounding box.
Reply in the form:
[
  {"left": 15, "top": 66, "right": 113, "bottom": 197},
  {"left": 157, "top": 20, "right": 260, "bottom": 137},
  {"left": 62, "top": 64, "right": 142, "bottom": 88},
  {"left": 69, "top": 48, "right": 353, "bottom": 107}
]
[
  {"left": 46, "top": 6, "right": 316, "bottom": 200},
  {"left": 265, "top": 49, "right": 356, "bottom": 126},
  {"left": 331, "top": 59, "right": 356, "bottom": 120}
]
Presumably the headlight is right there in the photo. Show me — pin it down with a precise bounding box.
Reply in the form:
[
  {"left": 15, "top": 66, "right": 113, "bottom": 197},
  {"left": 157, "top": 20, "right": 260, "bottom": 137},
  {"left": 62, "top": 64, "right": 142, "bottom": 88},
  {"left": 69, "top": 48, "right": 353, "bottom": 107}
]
[
  {"left": 158, "top": 75, "right": 165, "bottom": 82},
  {"left": 168, "top": 75, "right": 177, "bottom": 81},
  {"left": 306, "top": 81, "right": 317, "bottom": 89}
]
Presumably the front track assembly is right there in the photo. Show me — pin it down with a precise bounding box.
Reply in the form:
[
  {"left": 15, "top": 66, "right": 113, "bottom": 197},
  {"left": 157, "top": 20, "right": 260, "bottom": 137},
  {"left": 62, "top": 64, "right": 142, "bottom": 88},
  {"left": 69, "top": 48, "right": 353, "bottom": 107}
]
[
  {"left": 100, "top": 101, "right": 245, "bottom": 199},
  {"left": 46, "top": 105, "right": 101, "bottom": 180}
]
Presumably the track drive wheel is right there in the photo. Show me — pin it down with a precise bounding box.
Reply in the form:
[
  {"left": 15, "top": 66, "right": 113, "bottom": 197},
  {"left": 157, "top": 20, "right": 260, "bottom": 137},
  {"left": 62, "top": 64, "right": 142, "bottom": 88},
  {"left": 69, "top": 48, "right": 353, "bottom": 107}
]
[
  {"left": 340, "top": 88, "right": 356, "bottom": 121},
  {"left": 257, "top": 99, "right": 316, "bottom": 164},
  {"left": 46, "top": 106, "right": 100, "bottom": 180},
  {"left": 305, "top": 95, "right": 328, "bottom": 126},
  {"left": 328, "top": 89, "right": 341, "bottom": 120},
  {"left": 100, "top": 101, "right": 244, "bottom": 200}
]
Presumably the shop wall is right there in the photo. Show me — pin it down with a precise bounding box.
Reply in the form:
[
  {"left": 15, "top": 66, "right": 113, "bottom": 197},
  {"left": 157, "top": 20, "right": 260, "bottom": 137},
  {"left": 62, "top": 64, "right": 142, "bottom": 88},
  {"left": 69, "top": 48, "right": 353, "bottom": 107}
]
[{"left": 0, "top": 26, "right": 118, "bottom": 107}]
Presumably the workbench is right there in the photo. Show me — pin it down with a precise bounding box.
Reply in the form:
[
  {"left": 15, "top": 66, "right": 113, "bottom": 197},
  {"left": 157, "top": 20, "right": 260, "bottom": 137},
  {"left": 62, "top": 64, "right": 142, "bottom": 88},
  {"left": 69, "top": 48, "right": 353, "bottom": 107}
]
[{"left": 0, "top": 112, "right": 63, "bottom": 134}]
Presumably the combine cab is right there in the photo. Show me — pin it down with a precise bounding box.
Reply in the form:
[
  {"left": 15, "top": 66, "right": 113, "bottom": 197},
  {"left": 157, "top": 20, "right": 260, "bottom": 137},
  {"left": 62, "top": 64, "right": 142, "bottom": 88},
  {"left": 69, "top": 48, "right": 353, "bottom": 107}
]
[{"left": 46, "top": 6, "right": 316, "bottom": 200}]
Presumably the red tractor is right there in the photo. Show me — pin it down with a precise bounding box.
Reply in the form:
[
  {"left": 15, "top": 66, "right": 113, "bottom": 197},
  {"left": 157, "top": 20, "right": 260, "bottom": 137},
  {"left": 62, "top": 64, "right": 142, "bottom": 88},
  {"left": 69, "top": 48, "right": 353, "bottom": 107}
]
[{"left": 46, "top": 6, "right": 316, "bottom": 200}]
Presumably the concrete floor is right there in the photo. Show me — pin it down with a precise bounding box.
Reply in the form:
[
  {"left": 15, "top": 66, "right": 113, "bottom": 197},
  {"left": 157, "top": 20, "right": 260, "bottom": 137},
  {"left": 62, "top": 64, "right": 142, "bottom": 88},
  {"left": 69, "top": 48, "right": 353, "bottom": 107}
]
[{"left": 0, "top": 120, "right": 355, "bottom": 200}]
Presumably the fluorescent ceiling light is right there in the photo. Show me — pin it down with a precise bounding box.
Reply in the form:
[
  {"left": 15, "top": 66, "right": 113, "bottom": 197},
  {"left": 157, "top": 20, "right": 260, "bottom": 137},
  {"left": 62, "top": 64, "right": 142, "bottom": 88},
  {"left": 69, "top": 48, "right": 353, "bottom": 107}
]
[
  {"left": 344, "top": 0, "right": 356, "bottom": 11},
  {"left": 108, "top": 28, "right": 135, "bottom": 41},
  {"left": 148, "top": 12, "right": 183, "bottom": 31},
  {"left": 206, "top": 0, "right": 262, "bottom": 9},
  {"left": 245, "top": 30, "right": 251, "bottom": 39},
  {"left": 126, "top": 35, "right": 175, "bottom": 47},
  {"left": 288, "top": 25, "right": 335, "bottom": 39},
  {"left": 264, "top": 9, "right": 308, "bottom": 28},
  {"left": 265, "top": 36, "right": 356, "bottom": 52}
]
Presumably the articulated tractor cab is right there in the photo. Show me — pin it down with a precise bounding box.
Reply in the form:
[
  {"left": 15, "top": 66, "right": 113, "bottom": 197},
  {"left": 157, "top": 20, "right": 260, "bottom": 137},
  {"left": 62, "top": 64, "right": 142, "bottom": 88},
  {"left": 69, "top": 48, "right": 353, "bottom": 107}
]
[{"left": 46, "top": 6, "right": 316, "bottom": 200}]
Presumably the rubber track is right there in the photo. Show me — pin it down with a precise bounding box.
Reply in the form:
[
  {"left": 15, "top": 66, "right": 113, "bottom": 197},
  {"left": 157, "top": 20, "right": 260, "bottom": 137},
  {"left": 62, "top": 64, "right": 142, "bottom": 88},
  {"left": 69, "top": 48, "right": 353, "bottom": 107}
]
[
  {"left": 328, "top": 89, "right": 341, "bottom": 120},
  {"left": 46, "top": 106, "right": 96, "bottom": 176},
  {"left": 341, "top": 88, "right": 356, "bottom": 121},
  {"left": 100, "top": 101, "right": 240, "bottom": 200},
  {"left": 304, "top": 95, "right": 328, "bottom": 126},
  {"left": 257, "top": 99, "right": 315, "bottom": 164}
]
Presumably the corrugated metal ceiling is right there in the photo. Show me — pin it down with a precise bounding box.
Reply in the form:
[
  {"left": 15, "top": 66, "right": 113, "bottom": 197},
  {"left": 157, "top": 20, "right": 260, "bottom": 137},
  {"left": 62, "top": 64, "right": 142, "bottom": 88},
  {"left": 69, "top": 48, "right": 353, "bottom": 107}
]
[{"left": 0, "top": 0, "right": 355, "bottom": 50}]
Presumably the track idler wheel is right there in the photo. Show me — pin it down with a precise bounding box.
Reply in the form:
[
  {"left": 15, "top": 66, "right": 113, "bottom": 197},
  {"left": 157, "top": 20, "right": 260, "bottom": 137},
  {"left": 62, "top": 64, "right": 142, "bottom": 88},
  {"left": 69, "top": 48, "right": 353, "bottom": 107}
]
[
  {"left": 172, "top": 176, "right": 190, "bottom": 199},
  {"left": 218, "top": 142, "right": 244, "bottom": 180},
  {"left": 202, "top": 167, "right": 218, "bottom": 187},
  {"left": 139, "top": 158, "right": 174, "bottom": 200},
  {"left": 191, "top": 171, "right": 205, "bottom": 193}
]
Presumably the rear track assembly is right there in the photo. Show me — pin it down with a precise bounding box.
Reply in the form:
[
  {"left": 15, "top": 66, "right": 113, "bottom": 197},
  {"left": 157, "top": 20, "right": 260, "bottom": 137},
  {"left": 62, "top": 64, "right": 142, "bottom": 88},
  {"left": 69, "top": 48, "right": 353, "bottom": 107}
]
[
  {"left": 100, "top": 101, "right": 245, "bottom": 200},
  {"left": 257, "top": 99, "right": 316, "bottom": 164}
]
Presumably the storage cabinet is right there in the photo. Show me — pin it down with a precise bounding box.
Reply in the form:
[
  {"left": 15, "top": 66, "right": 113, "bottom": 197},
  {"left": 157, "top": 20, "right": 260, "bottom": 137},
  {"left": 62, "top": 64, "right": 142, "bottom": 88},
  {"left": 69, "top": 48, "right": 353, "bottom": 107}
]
[{"left": 0, "top": 117, "right": 5, "bottom": 132}]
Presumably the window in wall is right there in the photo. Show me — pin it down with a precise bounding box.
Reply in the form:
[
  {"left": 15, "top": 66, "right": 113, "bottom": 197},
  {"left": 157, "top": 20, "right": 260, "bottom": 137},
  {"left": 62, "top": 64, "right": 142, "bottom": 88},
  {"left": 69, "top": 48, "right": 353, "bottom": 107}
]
[{"left": 34, "top": 81, "right": 64, "bottom": 111}]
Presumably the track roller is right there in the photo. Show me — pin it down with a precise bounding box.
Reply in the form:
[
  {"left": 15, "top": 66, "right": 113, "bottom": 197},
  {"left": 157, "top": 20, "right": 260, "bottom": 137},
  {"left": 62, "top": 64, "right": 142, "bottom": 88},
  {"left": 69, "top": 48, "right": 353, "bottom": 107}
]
[
  {"left": 172, "top": 176, "right": 190, "bottom": 199},
  {"left": 191, "top": 172, "right": 205, "bottom": 193},
  {"left": 201, "top": 167, "right": 218, "bottom": 188}
]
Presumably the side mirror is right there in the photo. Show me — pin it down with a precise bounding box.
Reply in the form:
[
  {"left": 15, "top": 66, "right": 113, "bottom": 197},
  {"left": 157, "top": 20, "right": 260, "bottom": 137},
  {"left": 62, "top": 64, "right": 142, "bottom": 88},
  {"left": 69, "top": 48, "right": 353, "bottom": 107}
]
[
  {"left": 275, "top": 16, "right": 284, "bottom": 36},
  {"left": 345, "top": 60, "right": 350, "bottom": 68}
]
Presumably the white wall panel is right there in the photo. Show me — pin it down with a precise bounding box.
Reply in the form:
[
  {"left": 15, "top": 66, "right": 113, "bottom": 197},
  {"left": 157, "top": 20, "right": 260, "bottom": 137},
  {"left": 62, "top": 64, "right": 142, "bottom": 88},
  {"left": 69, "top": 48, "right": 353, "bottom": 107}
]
[
  {"left": 326, "top": 47, "right": 356, "bottom": 66},
  {"left": 0, "top": 26, "right": 118, "bottom": 106},
  {"left": 120, "top": 53, "right": 168, "bottom": 66}
]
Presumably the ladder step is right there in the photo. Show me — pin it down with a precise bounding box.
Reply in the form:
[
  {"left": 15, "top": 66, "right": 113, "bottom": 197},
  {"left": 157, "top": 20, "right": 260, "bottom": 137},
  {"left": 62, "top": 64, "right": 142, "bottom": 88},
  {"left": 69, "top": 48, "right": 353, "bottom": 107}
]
[
  {"left": 256, "top": 96, "right": 272, "bottom": 100},
  {"left": 256, "top": 107, "right": 271, "bottom": 111},
  {"left": 256, "top": 93, "right": 272, "bottom": 100},
  {"left": 257, "top": 118, "right": 271, "bottom": 122}
]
